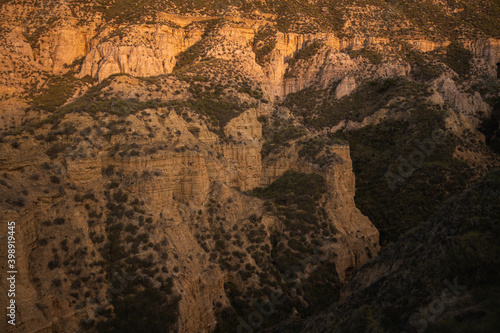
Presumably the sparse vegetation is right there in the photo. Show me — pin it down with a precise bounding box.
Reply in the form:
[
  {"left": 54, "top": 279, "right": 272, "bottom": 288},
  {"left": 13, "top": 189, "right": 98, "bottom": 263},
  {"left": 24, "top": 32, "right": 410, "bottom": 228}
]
[
  {"left": 253, "top": 25, "right": 278, "bottom": 66},
  {"left": 286, "top": 77, "right": 432, "bottom": 129},
  {"left": 404, "top": 45, "right": 444, "bottom": 81},
  {"left": 444, "top": 42, "right": 473, "bottom": 77},
  {"left": 330, "top": 106, "right": 474, "bottom": 244},
  {"left": 251, "top": 170, "right": 326, "bottom": 205},
  {"left": 286, "top": 40, "right": 324, "bottom": 77},
  {"left": 319, "top": 171, "right": 500, "bottom": 333},
  {"left": 2, "top": 2, "right": 499, "bottom": 333},
  {"left": 348, "top": 48, "right": 384, "bottom": 64},
  {"left": 29, "top": 75, "right": 82, "bottom": 113}
]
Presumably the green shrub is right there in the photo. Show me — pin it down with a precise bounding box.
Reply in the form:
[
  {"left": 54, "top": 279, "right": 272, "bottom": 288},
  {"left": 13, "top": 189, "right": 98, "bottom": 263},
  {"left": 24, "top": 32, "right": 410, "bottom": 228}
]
[
  {"left": 251, "top": 170, "right": 326, "bottom": 203},
  {"left": 30, "top": 75, "right": 80, "bottom": 112},
  {"left": 97, "top": 286, "right": 180, "bottom": 333},
  {"left": 46, "top": 144, "right": 68, "bottom": 159},
  {"left": 348, "top": 48, "right": 383, "bottom": 64},
  {"left": 253, "top": 25, "right": 277, "bottom": 66},
  {"left": 285, "top": 77, "right": 431, "bottom": 129},
  {"left": 48, "top": 258, "right": 60, "bottom": 270},
  {"left": 301, "top": 262, "right": 340, "bottom": 315},
  {"left": 261, "top": 124, "right": 306, "bottom": 158},
  {"left": 403, "top": 45, "right": 443, "bottom": 81},
  {"left": 444, "top": 42, "right": 473, "bottom": 77},
  {"left": 286, "top": 41, "right": 324, "bottom": 77}
]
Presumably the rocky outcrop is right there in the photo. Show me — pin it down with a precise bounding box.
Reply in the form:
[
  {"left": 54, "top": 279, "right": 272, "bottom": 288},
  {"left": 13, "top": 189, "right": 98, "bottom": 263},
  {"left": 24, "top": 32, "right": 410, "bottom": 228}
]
[
  {"left": 338, "top": 36, "right": 390, "bottom": 51},
  {"left": 0, "top": 101, "right": 380, "bottom": 332},
  {"left": 37, "top": 26, "right": 90, "bottom": 74},
  {"left": 408, "top": 39, "right": 450, "bottom": 52},
  {"left": 71, "top": 20, "right": 497, "bottom": 101},
  {"left": 434, "top": 77, "right": 491, "bottom": 125},
  {"left": 223, "top": 109, "right": 264, "bottom": 190},
  {"left": 301, "top": 173, "right": 500, "bottom": 333},
  {"left": 6, "top": 15, "right": 487, "bottom": 108},
  {"left": 335, "top": 76, "right": 357, "bottom": 99},
  {"left": 376, "top": 61, "right": 411, "bottom": 78},
  {"left": 261, "top": 140, "right": 379, "bottom": 280},
  {"left": 79, "top": 25, "right": 202, "bottom": 81},
  {"left": 464, "top": 38, "right": 500, "bottom": 67}
]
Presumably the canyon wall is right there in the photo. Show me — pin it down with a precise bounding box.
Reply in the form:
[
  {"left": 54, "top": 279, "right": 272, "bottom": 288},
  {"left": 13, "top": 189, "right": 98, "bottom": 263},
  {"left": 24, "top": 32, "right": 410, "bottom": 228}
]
[
  {"left": 0, "top": 3, "right": 498, "bottom": 333},
  {"left": 0, "top": 103, "right": 379, "bottom": 332}
]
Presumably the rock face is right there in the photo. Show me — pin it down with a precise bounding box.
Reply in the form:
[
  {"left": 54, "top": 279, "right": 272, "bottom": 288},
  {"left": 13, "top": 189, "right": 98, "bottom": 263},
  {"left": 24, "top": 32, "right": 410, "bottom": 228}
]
[
  {"left": 408, "top": 39, "right": 450, "bottom": 52},
  {"left": 0, "top": 90, "right": 379, "bottom": 333},
  {"left": 1, "top": 2, "right": 499, "bottom": 333},
  {"left": 465, "top": 38, "right": 500, "bottom": 67},
  {"left": 0, "top": 98, "right": 29, "bottom": 131},
  {"left": 1, "top": 4, "right": 498, "bottom": 120},
  {"left": 37, "top": 26, "right": 90, "bottom": 74},
  {"left": 263, "top": 143, "right": 380, "bottom": 280},
  {"left": 300, "top": 172, "right": 500, "bottom": 333},
  {"left": 434, "top": 77, "right": 490, "bottom": 127},
  {"left": 79, "top": 25, "right": 202, "bottom": 81},
  {"left": 72, "top": 25, "right": 430, "bottom": 99},
  {"left": 335, "top": 76, "right": 357, "bottom": 99}
]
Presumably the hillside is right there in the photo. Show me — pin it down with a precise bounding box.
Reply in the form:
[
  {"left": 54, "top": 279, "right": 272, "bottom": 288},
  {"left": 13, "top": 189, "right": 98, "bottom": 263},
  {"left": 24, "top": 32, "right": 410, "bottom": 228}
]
[
  {"left": 0, "top": 1, "right": 499, "bottom": 332},
  {"left": 300, "top": 170, "right": 500, "bottom": 333}
]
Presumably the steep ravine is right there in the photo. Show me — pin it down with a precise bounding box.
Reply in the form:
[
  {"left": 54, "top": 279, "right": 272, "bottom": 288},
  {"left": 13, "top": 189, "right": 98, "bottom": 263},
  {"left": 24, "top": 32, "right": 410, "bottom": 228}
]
[
  {"left": 0, "top": 103, "right": 379, "bottom": 332},
  {"left": 1, "top": 2, "right": 500, "bottom": 332}
]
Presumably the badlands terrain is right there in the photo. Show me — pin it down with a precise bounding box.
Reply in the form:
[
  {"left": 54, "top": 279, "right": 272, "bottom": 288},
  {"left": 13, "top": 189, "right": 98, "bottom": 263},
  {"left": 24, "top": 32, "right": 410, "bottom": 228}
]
[{"left": 0, "top": 1, "right": 499, "bottom": 332}]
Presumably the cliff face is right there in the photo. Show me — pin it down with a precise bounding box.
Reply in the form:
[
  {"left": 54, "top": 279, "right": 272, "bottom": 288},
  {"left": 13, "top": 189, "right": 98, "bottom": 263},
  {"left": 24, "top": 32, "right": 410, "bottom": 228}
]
[
  {"left": 78, "top": 25, "right": 200, "bottom": 81},
  {"left": 1, "top": 1, "right": 500, "bottom": 333},
  {"left": 301, "top": 171, "right": 500, "bottom": 333},
  {"left": 54, "top": 23, "right": 500, "bottom": 99},
  {"left": 0, "top": 73, "right": 378, "bottom": 332},
  {"left": 1, "top": 1, "right": 500, "bottom": 130},
  {"left": 2, "top": 17, "right": 498, "bottom": 134}
]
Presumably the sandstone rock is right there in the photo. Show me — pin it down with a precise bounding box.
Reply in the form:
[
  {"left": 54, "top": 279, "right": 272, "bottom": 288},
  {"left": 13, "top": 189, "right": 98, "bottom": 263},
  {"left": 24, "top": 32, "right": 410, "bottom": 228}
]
[
  {"left": 0, "top": 98, "right": 29, "bottom": 131},
  {"left": 435, "top": 77, "right": 490, "bottom": 122},
  {"left": 464, "top": 38, "right": 500, "bottom": 67},
  {"left": 38, "top": 26, "right": 89, "bottom": 74},
  {"left": 427, "top": 89, "right": 445, "bottom": 106},
  {"left": 281, "top": 47, "right": 359, "bottom": 98},
  {"left": 339, "top": 36, "right": 389, "bottom": 51},
  {"left": 335, "top": 76, "right": 357, "bottom": 99},
  {"left": 376, "top": 61, "right": 411, "bottom": 78},
  {"left": 262, "top": 142, "right": 380, "bottom": 281},
  {"left": 408, "top": 39, "right": 450, "bottom": 52},
  {"left": 79, "top": 25, "right": 202, "bottom": 81}
]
